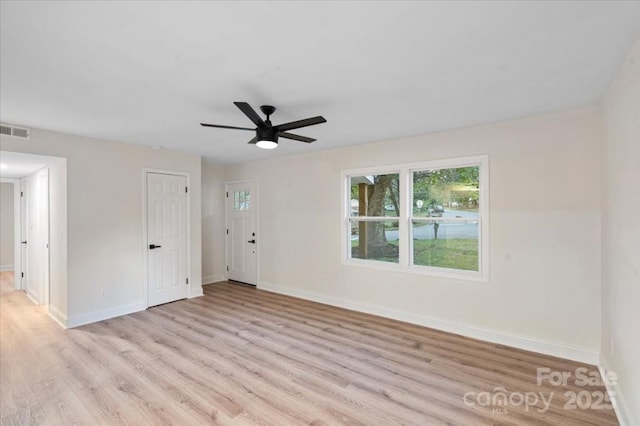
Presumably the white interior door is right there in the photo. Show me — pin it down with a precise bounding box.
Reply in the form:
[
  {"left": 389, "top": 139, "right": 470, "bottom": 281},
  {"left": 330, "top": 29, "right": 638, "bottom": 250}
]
[
  {"left": 24, "top": 168, "right": 49, "bottom": 304},
  {"left": 147, "top": 172, "right": 188, "bottom": 307},
  {"left": 20, "top": 179, "right": 27, "bottom": 291},
  {"left": 226, "top": 181, "right": 257, "bottom": 285}
]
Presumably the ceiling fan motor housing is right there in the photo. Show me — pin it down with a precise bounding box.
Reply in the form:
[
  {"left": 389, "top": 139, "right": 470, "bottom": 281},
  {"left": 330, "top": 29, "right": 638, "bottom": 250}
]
[{"left": 256, "top": 126, "right": 278, "bottom": 142}]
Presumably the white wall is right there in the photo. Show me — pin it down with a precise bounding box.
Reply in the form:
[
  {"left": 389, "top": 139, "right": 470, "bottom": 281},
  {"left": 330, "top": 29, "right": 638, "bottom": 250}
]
[
  {"left": 218, "top": 106, "right": 603, "bottom": 363},
  {"left": 0, "top": 128, "right": 202, "bottom": 327},
  {"left": 0, "top": 182, "right": 14, "bottom": 270},
  {"left": 47, "top": 156, "right": 67, "bottom": 321},
  {"left": 201, "top": 160, "right": 226, "bottom": 284},
  {"left": 601, "top": 36, "right": 640, "bottom": 426}
]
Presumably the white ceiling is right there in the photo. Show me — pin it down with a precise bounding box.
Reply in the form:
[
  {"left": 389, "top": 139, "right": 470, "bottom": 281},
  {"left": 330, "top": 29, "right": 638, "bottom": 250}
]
[{"left": 1, "top": 1, "right": 639, "bottom": 164}]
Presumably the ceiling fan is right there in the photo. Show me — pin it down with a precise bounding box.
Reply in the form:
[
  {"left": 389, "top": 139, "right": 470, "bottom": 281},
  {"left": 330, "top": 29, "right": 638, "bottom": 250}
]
[{"left": 200, "top": 102, "right": 327, "bottom": 149}]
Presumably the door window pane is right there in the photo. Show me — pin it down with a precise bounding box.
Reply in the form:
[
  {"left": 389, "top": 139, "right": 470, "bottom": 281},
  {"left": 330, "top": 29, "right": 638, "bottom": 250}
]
[{"left": 233, "top": 191, "right": 251, "bottom": 211}]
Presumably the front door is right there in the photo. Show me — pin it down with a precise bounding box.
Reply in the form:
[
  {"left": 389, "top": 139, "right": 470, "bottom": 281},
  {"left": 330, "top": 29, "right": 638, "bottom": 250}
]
[
  {"left": 226, "top": 181, "right": 257, "bottom": 285},
  {"left": 147, "top": 172, "right": 188, "bottom": 307}
]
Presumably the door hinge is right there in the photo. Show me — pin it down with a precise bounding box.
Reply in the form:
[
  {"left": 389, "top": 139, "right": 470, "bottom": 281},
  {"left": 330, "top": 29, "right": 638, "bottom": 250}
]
[
  {"left": 20, "top": 191, "right": 23, "bottom": 197},
  {"left": 226, "top": 228, "right": 229, "bottom": 235},
  {"left": 186, "top": 278, "right": 189, "bottom": 284},
  {"left": 21, "top": 272, "right": 24, "bottom": 278},
  {"left": 226, "top": 265, "right": 229, "bottom": 272},
  {"left": 185, "top": 186, "right": 188, "bottom": 193},
  {"left": 226, "top": 191, "right": 229, "bottom": 198}
]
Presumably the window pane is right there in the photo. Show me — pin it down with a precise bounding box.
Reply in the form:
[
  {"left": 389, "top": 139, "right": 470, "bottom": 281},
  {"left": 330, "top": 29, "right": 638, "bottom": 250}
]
[
  {"left": 412, "top": 220, "right": 479, "bottom": 271},
  {"left": 233, "top": 191, "right": 240, "bottom": 211},
  {"left": 413, "top": 166, "right": 479, "bottom": 218},
  {"left": 350, "top": 173, "right": 400, "bottom": 217},
  {"left": 244, "top": 191, "right": 251, "bottom": 210},
  {"left": 350, "top": 219, "right": 399, "bottom": 263}
]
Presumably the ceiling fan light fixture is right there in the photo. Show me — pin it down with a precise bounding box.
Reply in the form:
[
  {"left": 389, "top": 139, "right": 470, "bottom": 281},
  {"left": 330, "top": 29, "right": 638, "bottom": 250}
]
[
  {"left": 201, "top": 102, "right": 327, "bottom": 150},
  {"left": 255, "top": 126, "right": 278, "bottom": 149},
  {"left": 256, "top": 139, "right": 278, "bottom": 150}
]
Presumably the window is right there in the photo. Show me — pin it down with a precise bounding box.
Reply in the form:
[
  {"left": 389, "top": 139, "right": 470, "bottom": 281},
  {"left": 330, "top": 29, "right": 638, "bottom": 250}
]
[
  {"left": 233, "top": 190, "right": 251, "bottom": 211},
  {"left": 343, "top": 155, "right": 488, "bottom": 281}
]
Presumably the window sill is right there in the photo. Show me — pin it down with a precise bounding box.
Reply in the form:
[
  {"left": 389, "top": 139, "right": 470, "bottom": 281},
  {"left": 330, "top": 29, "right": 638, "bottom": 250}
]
[{"left": 343, "top": 258, "right": 489, "bottom": 283}]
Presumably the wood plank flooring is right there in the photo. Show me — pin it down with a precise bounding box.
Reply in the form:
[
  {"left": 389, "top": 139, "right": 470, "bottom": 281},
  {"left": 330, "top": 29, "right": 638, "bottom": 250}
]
[
  {"left": 0, "top": 274, "right": 618, "bottom": 425},
  {"left": 0, "top": 272, "right": 14, "bottom": 296}
]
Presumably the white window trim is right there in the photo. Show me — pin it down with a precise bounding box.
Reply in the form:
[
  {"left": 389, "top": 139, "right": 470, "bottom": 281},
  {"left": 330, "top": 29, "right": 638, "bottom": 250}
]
[{"left": 342, "top": 155, "right": 489, "bottom": 283}]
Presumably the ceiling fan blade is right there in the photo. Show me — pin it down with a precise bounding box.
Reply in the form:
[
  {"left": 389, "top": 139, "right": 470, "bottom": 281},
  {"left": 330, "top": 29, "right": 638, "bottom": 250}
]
[
  {"left": 247, "top": 136, "right": 258, "bottom": 144},
  {"left": 278, "top": 132, "right": 316, "bottom": 143},
  {"left": 234, "top": 102, "right": 265, "bottom": 127},
  {"left": 200, "top": 123, "right": 254, "bottom": 131},
  {"left": 276, "top": 116, "right": 326, "bottom": 132}
]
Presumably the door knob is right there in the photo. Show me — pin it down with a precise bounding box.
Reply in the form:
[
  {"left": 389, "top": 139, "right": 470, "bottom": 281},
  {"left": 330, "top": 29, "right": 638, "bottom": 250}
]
[
  {"left": 149, "top": 244, "right": 162, "bottom": 249},
  {"left": 247, "top": 239, "right": 256, "bottom": 244}
]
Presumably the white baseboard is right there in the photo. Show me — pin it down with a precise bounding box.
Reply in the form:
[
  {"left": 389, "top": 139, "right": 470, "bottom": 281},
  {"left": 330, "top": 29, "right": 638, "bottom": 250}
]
[
  {"left": 189, "top": 286, "right": 204, "bottom": 298},
  {"left": 48, "top": 304, "right": 68, "bottom": 329},
  {"left": 25, "top": 290, "right": 39, "bottom": 305},
  {"left": 0, "top": 264, "right": 14, "bottom": 272},
  {"left": 258, "top": 281, "right": 600, "bottom": 365},
  {"left": 66, "top": 302, "right": 147, "bottom": 328},
  {"left": 599, "top": 355, "right": 633, "bottom": 426},
  {"left": 202, "top": 274, "right": 226, "bottom": 285}
]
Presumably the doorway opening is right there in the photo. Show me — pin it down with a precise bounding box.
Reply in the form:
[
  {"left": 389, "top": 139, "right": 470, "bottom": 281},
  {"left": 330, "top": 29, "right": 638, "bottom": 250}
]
[{"left": 0, "top": 150, "right": 67, "bottom": 325}]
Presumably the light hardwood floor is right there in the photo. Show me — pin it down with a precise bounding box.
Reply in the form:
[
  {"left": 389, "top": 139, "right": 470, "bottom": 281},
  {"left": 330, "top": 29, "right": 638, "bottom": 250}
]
[
  {"left": 0, "top": 273, "right": 618, "bottom": 425},
  {"left": 0, "top": 272, "right": 14, "bottom": 296}
]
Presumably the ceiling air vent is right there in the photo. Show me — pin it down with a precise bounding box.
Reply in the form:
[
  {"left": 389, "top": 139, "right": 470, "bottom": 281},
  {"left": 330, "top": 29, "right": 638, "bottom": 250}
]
[{"left": 0, "top": 123, "right": 30, "bottom": 139}]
